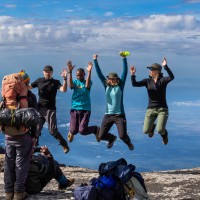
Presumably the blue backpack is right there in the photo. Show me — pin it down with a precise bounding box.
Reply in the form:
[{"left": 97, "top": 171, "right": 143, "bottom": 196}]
[{"left": 92, "top": 175, "right": 117, "bottom": 189}]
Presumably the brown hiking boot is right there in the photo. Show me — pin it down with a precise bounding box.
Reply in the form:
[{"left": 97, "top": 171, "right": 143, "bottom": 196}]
[
  {"left": 148, "top": 123, "right": 156, "bottom": 138},
  {"left": 161, "top": 130, "right": 168, "bottom": 145},
  {"left": 58, "top": 178, "right": 75, "bottom": 190},
  {"left": 95, "top": 127, "right": 101, "bottom": 142},
  {"left": 6, "top": 192, "right": 14, "bottom": 200},
  {"left": 67, "top": 132, "right": 74, "bottom": 142},
  {"left": 60, "top": 140, "right": 70, "bottom": 153},
  {"left": 107, "top": 135, "right": 117, "bottom": 148},
  {"left": 127, "top": 142, "right": 134, "bottom": 151},
  {"left": 13, "top": 192, "right": 28, "bottom": 200}
]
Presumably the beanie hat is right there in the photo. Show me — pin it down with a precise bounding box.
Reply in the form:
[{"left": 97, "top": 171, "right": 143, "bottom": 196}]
[{"left": 19, "top": 70, "right": 30, "bottom": 84}]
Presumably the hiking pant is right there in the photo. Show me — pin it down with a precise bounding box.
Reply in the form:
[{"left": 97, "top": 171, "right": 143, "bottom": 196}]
[
  {"left": 99, "top": 114, "right": 131, "bottom": 144},
  {"left": 143, "top": 107, "right": 169, "bottom": 135},
  {"left": 4, "top": 133, "right": 32, "bottom": 193},
  {"left": 41, "top": 160, "right": 70, "bottom": 189},
  {"left": 36, "top": 107, "right": 67, "bottom": 145},
  {"left": 69, "top": 109, "right": 98, "bottom": 135}
]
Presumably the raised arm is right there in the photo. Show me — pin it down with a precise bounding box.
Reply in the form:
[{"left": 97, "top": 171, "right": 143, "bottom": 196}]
[
  {"left": 59, "top": 68, "right": 67, "bottom": 92},
  {"left": 93, "top": 54, "right": 106, "bottom": 86},
  {"left": 161, "top": 57, "right": 175, "bottom": 82},
  {"left": 66, "top": 60, "right": 75, "bottom": 89},
  {"left": 130, "top": 66, "right": 147, "bottom": 87},
  {"left": 85, "top": 61, "right": 93, "bottom": 89},
  {"left": 120, "top": 56, "right": 128, "bottom": 83}
]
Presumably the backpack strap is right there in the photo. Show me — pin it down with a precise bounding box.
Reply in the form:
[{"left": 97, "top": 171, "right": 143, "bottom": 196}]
[
  {"left": 0, "top": 98, "right": 6, "bottom": 110},
  {"left": 124, "top": 183, "right": 135, "bottom": 197}
]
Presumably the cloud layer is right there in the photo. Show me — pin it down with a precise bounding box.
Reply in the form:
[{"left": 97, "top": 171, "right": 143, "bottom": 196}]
[{"left": 0, "top": 14, "right": 200, "bottom": 56}]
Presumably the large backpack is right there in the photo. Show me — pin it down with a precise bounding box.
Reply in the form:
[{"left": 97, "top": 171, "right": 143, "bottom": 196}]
[
  {"left": 98, "top": 158, "right": 149, "bottom": 200},
  {"left": 1, "top": 73, "right": 28, "bottom": 109},
  {"left": 124, "top": 172, "right": 150, "bottom": 200},
  {"left": 0, "top": 73, "right": 28, "bottom": 136}
]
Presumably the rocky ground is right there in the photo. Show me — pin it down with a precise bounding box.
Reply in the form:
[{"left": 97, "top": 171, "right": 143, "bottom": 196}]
[{"left": 0, "top": 155, "right": 200, "bottom": 200}]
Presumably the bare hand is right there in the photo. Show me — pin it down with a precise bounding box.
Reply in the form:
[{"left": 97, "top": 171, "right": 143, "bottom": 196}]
[
  {"left": 86, "top": 61, "right": 93, "bottom": 72},
  {"left": 130, "top": 66, "right": 136, "bottom": 75},
  {"left": 40, "top": 146, "right": 51, "bottom": 156},
  {"left": 93, "top": 54, "right": 98, "bottom": 60},
  {"left": 66, "top": 60, "right": 75, "bottom": 72},
  {"left": 161, "top": 57, "right": 167, "bottom": 67},
  {"left": 60, "top": 68, "right": 68, "bottom": 78}
]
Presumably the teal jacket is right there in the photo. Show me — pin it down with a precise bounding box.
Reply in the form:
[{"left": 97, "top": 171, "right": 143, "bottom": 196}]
[{"left": 94, "top": 58, "right": 127, "bottom": 114}]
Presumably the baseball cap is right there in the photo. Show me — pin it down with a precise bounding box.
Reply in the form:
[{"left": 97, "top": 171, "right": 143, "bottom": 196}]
[
  {"left": 106, "top": 72, "right": 119, "bottom": 79},
  {"left": 18, "top": 70, "right": 30, "bottom": 84},
  {"left": 147, "top": 63, "right": 162, "bottom": 72},
  {"left": 43, "top": 65, "right": 53, "bottom": 71}
]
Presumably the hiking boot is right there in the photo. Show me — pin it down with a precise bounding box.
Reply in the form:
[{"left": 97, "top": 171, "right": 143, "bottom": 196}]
[
  {"left": 127, "top": 142, "right": 134, "bottom": 151},
  {"left": 107, "top": 135, "right": 117, "bottom": 148},
  {"left": 13, "top": 192, "right": 28, "bottom": 200},
  {"left": 161, "top": 130, "right": 168, "bottom": 145},
  {"left": 58, "top": 178, "right": 75, "bottom": 190},
  {"left": 148, "top": 123, "right": 156, "bottom": 138},
  {"left": 6, "top": 192, "right": 14, "bottom": 200},
  {"left": 67, "top": 132, "right": 74, "bottom": 142},
  {"left": 95, "top": 126, "right": 101, "bottom": 142},
  {"left": 60, "top": 140, "right": 70, "bottom": 153}
]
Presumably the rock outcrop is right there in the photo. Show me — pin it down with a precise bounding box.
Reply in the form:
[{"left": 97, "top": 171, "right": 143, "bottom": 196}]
[{"left": 0, "top": 156, "right": 200, "bottom": 199}]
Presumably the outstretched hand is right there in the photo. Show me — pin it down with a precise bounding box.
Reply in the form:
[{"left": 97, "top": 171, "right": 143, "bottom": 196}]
[
  {"left": 130, "top": 66, "right": 136, "bottom": 75},
  {"left": 161, "top": 57, "right": 167, "bottom": 67},
  {"left": 86, "top": 61, "right": 93, "bottom": 72},
  {"left": 40, "top": 146, "right": 51, "bottom": 156},
  {"left": 93, "top": 54, "right": 98, "bottom": 60},
  {"left": 67, "top": 60, "right": 75, "bottom": 72},
  {"left": 60, "top": 68, "right": 68, "bottom": 78}
]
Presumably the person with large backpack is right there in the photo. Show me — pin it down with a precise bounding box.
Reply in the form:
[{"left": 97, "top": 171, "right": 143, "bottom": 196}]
[
  {"left": 29, "top": 65, "right": 69, "bottom": 153},
  {"left": 1, "top": 72, "right": 34, "bottom": 200},
  {"left": 25, "top": 146, "right": 75, "bottom": 194}
]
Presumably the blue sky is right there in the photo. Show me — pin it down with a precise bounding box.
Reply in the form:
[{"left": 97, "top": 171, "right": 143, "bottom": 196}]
[{"left": 0, "top": 0, "right": 200, "bottom": 80}]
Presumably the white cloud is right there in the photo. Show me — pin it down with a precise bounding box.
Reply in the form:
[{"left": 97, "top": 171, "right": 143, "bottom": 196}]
[
  {"left": 172, "top": 100, "right": 200, "bottom": 107},
  {"left": 4, "top": 4, "right": 16, "bottom": 8},
  {"left": 104, "top": 12, "right": 114, "bottom": 16},
  {"left": 0, "top": 14, "right": 199, "bottom": 56},
  {"left": 185, "top": 0, "right": 200, "bottom": 3}
]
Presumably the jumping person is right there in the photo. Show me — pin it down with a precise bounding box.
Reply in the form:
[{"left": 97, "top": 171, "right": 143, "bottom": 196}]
[
  {"left": 130, "top": 57, "right": 174, "bottom": 145},
  {"left": 93, "top": 53, "right": 134, "bottom": 150},
  {"left": 66, "top": 61, "right": 100, "bottom": 142},
  {"left": 29, "top": 65, "right": 69, "bottom": 153}
]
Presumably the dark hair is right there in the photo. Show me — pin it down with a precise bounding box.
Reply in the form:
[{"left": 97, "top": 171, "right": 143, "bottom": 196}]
[{"left": 76, "top": 68, "right": 85, "bottom": 74}]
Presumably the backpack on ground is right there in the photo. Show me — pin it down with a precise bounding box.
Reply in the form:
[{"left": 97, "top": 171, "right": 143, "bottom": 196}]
[
  {"left": 74, "top": 184, "right": 98, "bottom": 200},
  {"left": 124, "top": 172, "right": 150, "bottom": 200},
  {"left": 98, "top": 158, "right": 149, "bottom": 200},
  {"left": 0, "top": 73, "right": 28, "bottom": 136}
]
